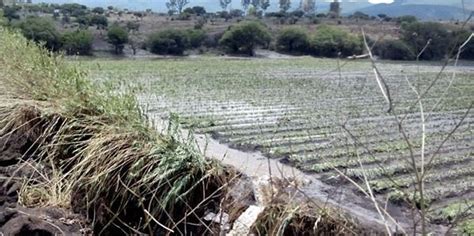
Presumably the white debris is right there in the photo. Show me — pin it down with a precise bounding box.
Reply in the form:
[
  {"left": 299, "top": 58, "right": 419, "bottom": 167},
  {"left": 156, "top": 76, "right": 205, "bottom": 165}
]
[{"left": 227, "top": 205, "right": 265, "bottom": 236}]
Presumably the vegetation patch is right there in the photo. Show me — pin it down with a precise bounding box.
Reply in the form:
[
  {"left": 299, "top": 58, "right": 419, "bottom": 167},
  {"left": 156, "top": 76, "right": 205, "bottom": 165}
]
[
  {"left": 0, "top": 27, "right": 367, "bottom": 235},
  {"left": 0, "top": 27, "right": 230, "bottom": 234}
]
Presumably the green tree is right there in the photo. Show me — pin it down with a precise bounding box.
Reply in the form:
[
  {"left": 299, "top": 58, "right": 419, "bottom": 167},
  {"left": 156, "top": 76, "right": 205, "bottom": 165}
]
[
  {"left": 92, "top": 7, "right": 105, "bottom": 15},
  {"left": 279, "top": 0, "right": 291, "bottom": 13},
  {"left": 220, "top": 0, "right": 232, "bottom": 11},
  {"left": 90, "top": 15, "right": 108, "bottom": 29},
  {"left": 61, "top": 30, "right": 94, "bottom": 55},
  {"left": 147, "top": 29, "right": 189, "bottom": 55},
  {"left": 453, "top": 29, "right": 474, "bottom": 60},
  {"left": 401, "top": 22, "right": 449, "bottom": 60},
  {"left": 329, "top": 1, "right": 340, "bottom": 18},
  {"left": 0, "top": 9, "right": 6, "bottom": 26},
  {"left": 302, "top": 0, "right": 316, "bottom": 14},
  {"left": 126, "top": 21, "right": 140, "bottom": 32},
  {"left": 166, "top": 0, "right": 190, "bottom": 14},
  {"left": 17, "top": 17, "right": 62, "bottom": 51},
  {"left": 107, "top": 24, "right": 129, "bottom": 54},
  {"left": 374, "top": 39, "right": 415, "bottom": 60},
  {"left": 242, "top": 0, "right": 251, "bottom": 12},
  {"left": 260, "top": 0, "right": 270, "bottom": 12},
  {"left": 276, "top": 27, "right": 310, "bottom": 55},
  {"left": 230, "top": 9, "right": 244, "bottom": 17},
  {"left": 186, "top": 29, "right": 206, "bottom": 48},
  {"left": 3, "top": 6, "right": 20, "bottom": 22},
  {"left": 310, "top": 25, "right": 363, "bottom": 57},
  {"left": 219, "top": 21, "right": 271, "bottom": 56},
  {"left": 60, "top": 3, "right": 88, "bottom": 17},
  {"left": 192, "top": 6, "right": 206, "bottom": 15},
  {"left": 75, "top": 15, "right": 91, "bottom": 26}
]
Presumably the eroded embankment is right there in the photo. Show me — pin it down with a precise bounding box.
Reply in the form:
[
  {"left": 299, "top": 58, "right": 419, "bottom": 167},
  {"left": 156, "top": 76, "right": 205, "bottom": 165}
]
[
  {"left": 0, "top": 28, "right": 372, "bottom": 235},
  {"left": 0, "top": 106, "right": 89, "bottom": 234}
]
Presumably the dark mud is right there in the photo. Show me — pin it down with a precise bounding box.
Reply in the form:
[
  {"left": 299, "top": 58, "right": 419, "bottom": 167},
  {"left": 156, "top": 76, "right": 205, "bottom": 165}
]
[{"left": 0, "top": 131, "right": 90, "bottom": 235}]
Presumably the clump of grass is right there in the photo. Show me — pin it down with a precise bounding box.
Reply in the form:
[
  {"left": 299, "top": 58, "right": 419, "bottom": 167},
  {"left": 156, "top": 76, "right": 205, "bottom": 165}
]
[
  {"left": 250, "top": 204, "right": 361, "bottom": 235},
  {"left": 0, "top": 27, "right": 231, "bottom": 234}
]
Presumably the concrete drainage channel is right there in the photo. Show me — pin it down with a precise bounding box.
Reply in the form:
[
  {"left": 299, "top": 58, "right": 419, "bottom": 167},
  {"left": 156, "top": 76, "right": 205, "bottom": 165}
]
[{"left": 148, "top": 114, "right": 408, "bottom": 234}]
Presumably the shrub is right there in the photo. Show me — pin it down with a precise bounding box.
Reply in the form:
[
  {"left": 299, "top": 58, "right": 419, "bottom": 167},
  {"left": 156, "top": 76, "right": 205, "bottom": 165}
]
[
  {"left": 374, "top": 39, "right": 415, "bottom": 60},
  {"left": 133, "top": 12, "right": 146, "bottom": 18},
  {"left": 219, "top": 21, "right": 271, "bottom": 56},
  {"left": 0, "top": 9, "right": 6, "bottom": 26},
  {"left": 453, "top": 29, "right": 474, "bottom": 60},
  {"left": 396, "top": 15, "right": 417, "bottom": 24},
  {"left": 186, "top": 29, "right": 206, "bottom": 48},
  {"left": 3, "top": 5, "right": 20, "bottom": 22},
  {"left": 147, "top": 29, "right": 188, "bottom": 55},
  {"left": 61, "top": 3, "right": 88, "bottom": 17},
  {"left": 75, "top": 15, "right": 90, "bottom": 26},
  {"left": 265, "top": 12, "right": 286, "bottom": 18},
  {"left": 216, "top": 11, "right": 230, "bottom": 20},
  {"left": 92, "top": 7, "right": 105, "bottom": 15},
  {"left": 17, "top": 17, "right": 61, "bottom": 51},
  {"left": 176, "top": 12, "right": 191, "bottom": 20},
  {"left": 107, "top": 24, "right": 128, "bottom": 54},
  {"left": 126, "top": 21, "right": 140, "bottom": 32},
  {"left": 183, "top": 6, "right": 205, "bottom": 16},
  {"left": 350, "top": 11, "right": 369, "bottom": 20},
  {"left": 290, "top": 10, "right": 305, "bottom": 18},
  {"left": 203, "top": 31, "right": 224, "bottom": 48},
  {"left": 183, "top": 7, "right": 194, "bottom": 15},
  {"left": 276, "top": 27, "right": 310, "bottom": 55},
  {"left": 401, "top": 22, "right": 449, "bottom": 60},
  {"left": 192, "top": 6, "right": 206, "bottom": 16},
  {"left": 229, "top": 9, "right": 244, "bottom": 18},
  {"left": 90, "top": 15, "right": 108, "bottom": 28},
  {"left": 309, "top": 25, "right": 363, "bottom": 57},
  {"left": 194, "top": 17, "right": 206, "bottom": 29},
  {"left": 61, "top": 30, "right": 93, "bottom": 55}
]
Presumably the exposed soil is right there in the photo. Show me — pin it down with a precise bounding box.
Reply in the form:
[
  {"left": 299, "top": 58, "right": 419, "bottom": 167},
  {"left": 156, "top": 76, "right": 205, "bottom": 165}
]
[{"left": 0, "top": 129, "right": 90, "bottom": 235}]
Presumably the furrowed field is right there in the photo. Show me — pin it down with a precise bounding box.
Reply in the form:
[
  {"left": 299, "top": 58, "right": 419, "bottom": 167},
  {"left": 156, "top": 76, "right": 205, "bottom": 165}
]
[{"left": 78, "top": 56, "right": 473, "bottom": 231}]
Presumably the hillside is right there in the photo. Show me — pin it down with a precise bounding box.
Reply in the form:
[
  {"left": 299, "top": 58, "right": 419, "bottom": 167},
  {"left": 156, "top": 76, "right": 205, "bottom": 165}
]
[
  {"left": 32, "top": 0, "right": 374, "bottom": 13},
  {"left": 32, "top": 0, "right": 472, "bottom": 16},
  {"left": 356, "top": 3, "right": 469, "bottom": 20}
]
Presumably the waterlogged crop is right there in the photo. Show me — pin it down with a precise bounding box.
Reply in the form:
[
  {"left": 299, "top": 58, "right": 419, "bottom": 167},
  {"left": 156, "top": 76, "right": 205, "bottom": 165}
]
[{"left": 77, "top": 56, "right": 474, "bottom": 232}]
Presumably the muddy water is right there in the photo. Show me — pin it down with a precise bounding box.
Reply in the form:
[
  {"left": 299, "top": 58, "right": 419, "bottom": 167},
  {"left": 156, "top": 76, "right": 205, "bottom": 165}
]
[
  {"left": 148, "top": 115, "right": 410, "bottom": 234},
  {"left": 194, "top": 133, "right": 409, "bottom": 232}
]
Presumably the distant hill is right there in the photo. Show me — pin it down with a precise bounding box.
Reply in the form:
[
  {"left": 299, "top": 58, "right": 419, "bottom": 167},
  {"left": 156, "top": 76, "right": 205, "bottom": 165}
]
[
  {"left": 32, "top": 0, "right": 373, "bottom": 13},
  {"left": 32, "top": 0, "right": 473, "bottom": 18},
  {"left": 355, "top": 3, "right": 470, "bottom": 21}
]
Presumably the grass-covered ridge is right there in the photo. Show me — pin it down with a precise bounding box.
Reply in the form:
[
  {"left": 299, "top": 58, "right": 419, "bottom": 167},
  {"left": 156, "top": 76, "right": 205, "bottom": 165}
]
[{"left": 0, "top": 27, "right": 231, "bottom": 234}]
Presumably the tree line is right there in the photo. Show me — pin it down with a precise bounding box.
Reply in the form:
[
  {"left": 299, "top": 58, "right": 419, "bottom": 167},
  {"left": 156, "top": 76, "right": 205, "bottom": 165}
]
[{"left": 1, "top": 2, "right": 472, "bottom": 60}]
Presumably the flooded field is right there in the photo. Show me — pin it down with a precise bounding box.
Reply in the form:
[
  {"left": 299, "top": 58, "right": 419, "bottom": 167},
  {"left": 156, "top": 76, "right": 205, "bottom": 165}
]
[{"left": 78, "top": 57, "right": 474, "bottom": 233}]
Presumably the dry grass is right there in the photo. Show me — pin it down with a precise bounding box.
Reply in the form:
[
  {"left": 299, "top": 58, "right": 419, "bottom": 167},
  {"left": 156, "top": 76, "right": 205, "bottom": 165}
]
[
  {"left": 250, "top": 204, "right": 361, "bottom": 235},
  {"left": 0, "top": 27, "right": 231, "bottom": 234}
]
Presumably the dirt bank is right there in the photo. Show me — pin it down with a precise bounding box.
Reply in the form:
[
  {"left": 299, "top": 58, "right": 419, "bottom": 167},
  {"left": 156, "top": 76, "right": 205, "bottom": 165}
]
[{"left": 0, "top": 129, "right": 90, "bottom": 235}]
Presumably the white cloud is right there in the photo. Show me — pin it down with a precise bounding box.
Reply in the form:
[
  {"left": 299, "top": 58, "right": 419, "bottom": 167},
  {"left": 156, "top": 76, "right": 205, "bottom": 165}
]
[{"left": 368, "top": 0, "right": 394, "bottom": 3}]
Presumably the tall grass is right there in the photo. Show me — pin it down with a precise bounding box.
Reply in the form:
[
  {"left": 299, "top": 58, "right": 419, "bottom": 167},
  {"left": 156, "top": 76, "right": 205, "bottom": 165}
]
[{"left": 0, "top": 27, "right": 229, "bottom": 234}]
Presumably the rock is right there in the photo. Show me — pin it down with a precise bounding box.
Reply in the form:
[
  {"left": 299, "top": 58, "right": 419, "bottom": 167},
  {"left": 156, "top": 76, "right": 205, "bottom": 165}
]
[{"left": 227, "top": 205, "right": 264, "bottom": 236}]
